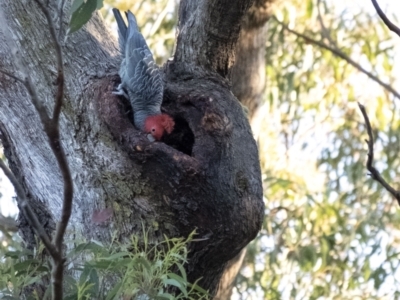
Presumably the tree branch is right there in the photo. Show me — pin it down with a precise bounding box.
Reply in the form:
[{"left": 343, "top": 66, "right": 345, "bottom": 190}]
[
  {"left": 371, "top": 0, "right": 400, "bottom": 38},
  {"left": 33, "top": 0, "right": 64, "bottom": 125},
  {"left": 0, "top": 69, "right": 25, "bottom": 83},
  {"left": 358, "top": 103, "right": 400, "bottom": 205},
  {"left": 174, "top": 0, "right": 254, "bottom": 79},
  {"left": 2, "top": 2, "right": 72, "bottom": 298},
  {"left": 57, "top": 0, "right": 66, "bottom": 40},
  {"left": 31, "top": 1, "right": 72, "bottom": 299},
  {"left": 0, "top": 159, "right": 60, "bottom": 258},
  {"left": 274, "top": 17, "right": 400, "bottom": 100},
  {"left": 0, "top": 8, "right": 50, "bottom": 125},
  {"left": 32, "top": 0, "right": 72, "bottom": 255}
]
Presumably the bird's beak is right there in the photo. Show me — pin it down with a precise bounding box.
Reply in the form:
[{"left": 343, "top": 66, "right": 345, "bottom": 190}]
[{"left": 147, "top": 134, "right": 156, "bottom": 142}]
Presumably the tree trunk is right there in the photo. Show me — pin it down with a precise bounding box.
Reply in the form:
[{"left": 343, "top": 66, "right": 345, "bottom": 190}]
[
  {"left": 0, "top": 0, "right": 263, "bottom": 297},
  {"left": 232, "top": 0, "right": 275, "bottom": 118},
  {"left": 214, "top": 1, "right": 275, "bottom": 298}
]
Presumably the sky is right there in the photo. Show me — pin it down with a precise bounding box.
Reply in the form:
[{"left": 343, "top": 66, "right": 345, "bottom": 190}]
[{"left": 0, "top": 157, "right": 17, "bottom": 216}]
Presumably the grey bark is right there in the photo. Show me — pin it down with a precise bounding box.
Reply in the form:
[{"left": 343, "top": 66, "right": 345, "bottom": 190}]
[
  {"left": 0, "top": 0, "right": 263, "bottom": 297},
  {"left": 214, "top": 1, "right": 276, "bottom": 299},
  {"left": 232, "top": 0, "right": 275, "bottom": 118}
]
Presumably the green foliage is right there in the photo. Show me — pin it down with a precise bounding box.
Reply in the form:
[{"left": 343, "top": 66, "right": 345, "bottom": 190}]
[
  {"left": 0, "top": 231, "right": 208, "bottom": 299},
  {"left": 69, "top": 0, "right": 104, "bottom": 34},
  {"left": 235, "top": 0, "right": 400, "bottom": 299}
]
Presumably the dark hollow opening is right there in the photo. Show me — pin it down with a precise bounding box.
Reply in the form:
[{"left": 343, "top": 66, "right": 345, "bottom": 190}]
[{"left": 162, "top": 115, "right": 194, "bottom": 156}]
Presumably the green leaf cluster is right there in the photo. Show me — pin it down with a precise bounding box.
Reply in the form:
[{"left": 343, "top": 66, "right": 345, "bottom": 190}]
[
  {"left": 235, "top": 0, "right": 400, "bottom": 298},
  {"left": 69, "top": 0, "right": 104, "bottom": 34},
  {"left": 0, "top": 231, "right": 208, "bottom": 299}
]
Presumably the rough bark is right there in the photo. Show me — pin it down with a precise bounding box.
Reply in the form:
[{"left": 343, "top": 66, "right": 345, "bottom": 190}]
[
  {"left": 0, "top": 0, "right": 263, "bottom": 297},
  {"left": 232, "top": 0, "right": 275, "bottom": 118},
  {"left": 213, "top": 1, "right": 276, "bottom": 298},
  {"left": 214, "top": 249, "right": 247, "bottom": 300}
]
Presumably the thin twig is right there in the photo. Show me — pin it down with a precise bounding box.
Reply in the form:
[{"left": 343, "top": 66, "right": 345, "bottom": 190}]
[
  {"left": 33, "top": 0, "right": 64, "bottom": 124},
  {"left": 358, "top": 103, "right": 400, "bottom": 205},
  {"left": 58, "top": 0, "right": 66, "bottom": 40},
  {"left": 2, "top": 2, "right": 72, "bottom": 298},
  {"left": 371, "top": 0, "right": 400, "bottom": 38},
  {"left": 0, "top": 0, "right": 67, "bottom": 288},
  {"left": 32, "top": 1, "right": 72, "bottom": 298},
  {"left": 0, "top": 9, "right": 50, "bottom": 124},
  {"left": 0, "top": 69, "right": 25, "bottom": 83},
  {"left": 274, "top": 17, "right": 400, "bottom": 100},
  {"left": 33, "top": 0, "right": 72, "bottom": 252},
  {"left": 0, "top": 160, "right": 60, "bottom": 258},
  {"left": 316, "top": 0, "right": 336, "bottom": 47}
]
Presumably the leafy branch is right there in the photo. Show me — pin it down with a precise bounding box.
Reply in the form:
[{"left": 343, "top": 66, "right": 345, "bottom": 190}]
[
  {"left": 273, "top": 16, "right": 400, "bottom": 100},
  {"left": 0, "top": 231, "right": 209, "bottom": 299}
]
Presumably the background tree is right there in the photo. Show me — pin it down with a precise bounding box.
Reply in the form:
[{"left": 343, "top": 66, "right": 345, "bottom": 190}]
[
  {"left": 0, "top": 0, "right": 263, "bottom": 298},
  {"left": 235, "top": 0, "right": 400, "bottom": 298}
]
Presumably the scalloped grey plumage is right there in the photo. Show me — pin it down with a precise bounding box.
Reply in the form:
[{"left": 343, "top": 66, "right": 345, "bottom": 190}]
[{"left": 112, "top": 9, "right": 164, "bottom": 131}]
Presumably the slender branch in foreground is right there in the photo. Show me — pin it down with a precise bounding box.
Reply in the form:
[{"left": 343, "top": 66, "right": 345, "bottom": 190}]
[
  {"left": 33, "top": 0, "right": 64, "bottom": 124},
  {"left": 0, "top": 159, "right": 60, "bottom": 258},
  {"left": 0, "top": 69, "right": 25, "bottom": 83},
  {"left": 358, "top": 103, "right": 400, "bottom": 205},
  {"left": 2, "top": 2, "right": 72, "bottom": 298},
  {"left": 0, "top": 4, "right": 56, "bottom": 249},
  {"left": 273, "top": 17, "right": 400, "bottom": 101},
  {"left": 32, "top": 1, "right": 72, "bottom": 299},
  {"left": 33, "top": 0, "right": 72, "bottom": 254},
  {"left": 371, "top": 0, "right": 400, "bottom": 38},
  {"left": 58, "top": 0, "right": 66, "bottom": 40}
]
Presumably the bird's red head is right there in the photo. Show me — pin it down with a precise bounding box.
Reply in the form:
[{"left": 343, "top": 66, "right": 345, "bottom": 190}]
[{"left": 144, "top": 114, "right": 175, "bottom": 140}]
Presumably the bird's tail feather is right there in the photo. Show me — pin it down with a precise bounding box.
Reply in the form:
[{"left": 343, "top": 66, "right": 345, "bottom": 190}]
[
  {"left": 125, "top": 11, "right": 149, "bottom": 53},
  {"left": 112, "top": 8, "right": 127, "bottom": 54},
  {"left": 126, "top": 11, "right": 139, "bottom": 33}
]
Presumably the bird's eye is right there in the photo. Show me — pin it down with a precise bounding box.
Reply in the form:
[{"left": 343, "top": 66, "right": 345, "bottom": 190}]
[{"left": 152, "top": 128, "right": 156, "bottom": 132}]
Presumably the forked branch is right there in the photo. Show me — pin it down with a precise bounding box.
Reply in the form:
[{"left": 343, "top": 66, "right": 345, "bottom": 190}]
[
  {"left": 358, "top": 103, "right": 400, "bottom": 205},
  {"left": 0, "top": 159, "right": 60, "bottom": 259},
  {"left": 32, "top": 0, "right": 72, "bottom": 256},
  {"left": 0, "top": 1, "right": 73, "bottom": 299},
  {"left": 274, "top": 17, "right": 400, "bottom": 100}
]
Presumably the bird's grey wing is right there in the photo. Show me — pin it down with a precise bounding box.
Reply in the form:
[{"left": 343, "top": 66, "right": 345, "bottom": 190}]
[
  {"left": 127, "top": 49, "right": 164, "bottom": 113},
  {"left": 115, "top": 9, "right": 164, "bottom": 129},
  {"left": 123, "top": 10, "right": 152, "bottom": 71}
]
